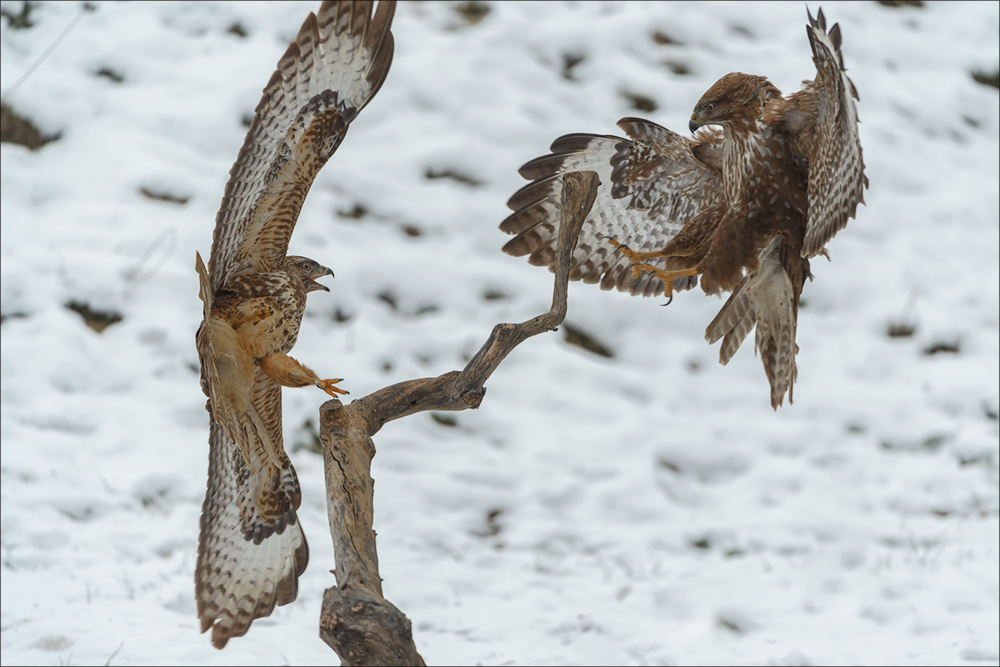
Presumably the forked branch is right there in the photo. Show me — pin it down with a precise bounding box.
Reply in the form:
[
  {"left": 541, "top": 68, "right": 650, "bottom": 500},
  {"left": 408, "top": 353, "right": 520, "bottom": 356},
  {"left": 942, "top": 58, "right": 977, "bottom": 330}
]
[{"left": 318, "top": 171, "right": 598, "bottom": 666}]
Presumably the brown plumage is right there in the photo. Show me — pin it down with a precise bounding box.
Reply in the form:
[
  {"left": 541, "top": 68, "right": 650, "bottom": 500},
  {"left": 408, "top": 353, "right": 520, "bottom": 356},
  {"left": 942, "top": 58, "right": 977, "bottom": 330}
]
[
  {"left": 500, "top": 8, "right": 867, "bottom": 408},
  {"left": 195, "top": 1, "right": 395, "bottom": 649}
]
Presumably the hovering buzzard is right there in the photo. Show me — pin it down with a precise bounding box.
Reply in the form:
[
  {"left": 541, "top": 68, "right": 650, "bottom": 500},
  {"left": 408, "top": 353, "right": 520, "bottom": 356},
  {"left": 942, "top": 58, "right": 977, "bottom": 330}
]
[
  {"left": 194, "top": 1, "right": 395, "bottom": 648},
  {"left": 500, "top": 8, "right": 867, "bottom": 409}
]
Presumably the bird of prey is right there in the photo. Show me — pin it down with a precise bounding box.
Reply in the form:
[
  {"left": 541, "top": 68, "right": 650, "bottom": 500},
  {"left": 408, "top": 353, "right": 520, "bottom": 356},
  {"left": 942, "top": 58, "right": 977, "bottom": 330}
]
[
  {"left": 500, "top": 8, "right": 866, "bottom": 408},
  {"left": 194, "top": 1, "right": 395, "bottom": 648}
]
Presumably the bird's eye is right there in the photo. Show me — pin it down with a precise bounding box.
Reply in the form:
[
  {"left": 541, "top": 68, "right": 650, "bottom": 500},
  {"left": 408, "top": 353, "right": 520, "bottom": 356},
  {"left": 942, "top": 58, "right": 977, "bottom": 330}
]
[{"left": 705, "top": 102, "right": 716, "bottom": 113}]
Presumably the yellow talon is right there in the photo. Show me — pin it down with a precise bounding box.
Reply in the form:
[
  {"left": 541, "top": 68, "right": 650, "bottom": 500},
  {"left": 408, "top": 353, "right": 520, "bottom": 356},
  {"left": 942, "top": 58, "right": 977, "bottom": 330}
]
[
  {"left": 317, "top": 378, "right": 349, "bottom": 397},
  {"left": 606, "top": 237, "right": 699, "bottom": 299}
]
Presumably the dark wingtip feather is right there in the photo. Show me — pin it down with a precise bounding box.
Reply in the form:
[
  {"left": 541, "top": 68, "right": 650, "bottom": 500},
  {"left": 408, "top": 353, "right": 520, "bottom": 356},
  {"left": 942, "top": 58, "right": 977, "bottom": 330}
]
[
  {"left": 296, "top": 9, "right": 319, "bottom": 47},
  {"left": 500, "top": 237, "right": 523, "bottom": 257},
  {"left": 616, "top": 117, "right": 669, "bottom": 143},
  {"left": 505, "top": 177, "right": 548, "bottom": 212},
  {"left": 366, "top": 31, "right": 394, "bottom": 103},
  {"left": 498, "top": 204, "right": 542, "bottom": 235},
  {"left": 829, "top": 22, "right": 842, "bottom": 51},
  {"left": 550, "top": 133, "right": 605, "bottom": 154},
  {"left": 518, "top": 153, "right": 560, "bottom": 181}
]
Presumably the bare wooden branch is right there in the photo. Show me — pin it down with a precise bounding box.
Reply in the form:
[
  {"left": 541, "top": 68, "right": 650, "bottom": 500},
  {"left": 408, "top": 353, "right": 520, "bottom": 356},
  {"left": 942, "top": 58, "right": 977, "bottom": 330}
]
[
  {"left": 319, "top": 171, "right": 598, "bottom": 665},
  {"left": 319, "top": 404, "right": 421, "bottom": 666}
]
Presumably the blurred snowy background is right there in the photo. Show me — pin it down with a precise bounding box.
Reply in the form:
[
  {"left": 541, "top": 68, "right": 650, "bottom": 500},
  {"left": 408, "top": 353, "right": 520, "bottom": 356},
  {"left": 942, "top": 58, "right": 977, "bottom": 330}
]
[{"left": 1, "top": 1, "right": 998, "bottom": 664}]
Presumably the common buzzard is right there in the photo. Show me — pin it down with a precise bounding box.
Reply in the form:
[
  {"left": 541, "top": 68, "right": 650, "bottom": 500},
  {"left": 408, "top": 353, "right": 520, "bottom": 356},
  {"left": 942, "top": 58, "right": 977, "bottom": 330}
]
[
  {"left": 501, "top": 8, "right": 867, "bottom": 408},
  {"left": 194, "top": 0, "right": 395, "bottom": 648}
]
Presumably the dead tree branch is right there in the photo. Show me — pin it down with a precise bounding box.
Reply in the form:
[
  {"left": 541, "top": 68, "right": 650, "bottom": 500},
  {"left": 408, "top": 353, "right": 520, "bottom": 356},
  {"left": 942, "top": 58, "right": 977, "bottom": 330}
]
[{"left": 318, "top": 171, "right": 598, "bottom": 665}]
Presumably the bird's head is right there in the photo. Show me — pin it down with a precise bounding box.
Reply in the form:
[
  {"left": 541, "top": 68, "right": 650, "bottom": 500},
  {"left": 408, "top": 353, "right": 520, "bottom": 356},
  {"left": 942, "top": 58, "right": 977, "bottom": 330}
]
[
  {"left": 285, "top": 255, "right": 334, "bottom": 293},
  {"left": 689, "top": 72, "right": 777, "bottom": 133}
]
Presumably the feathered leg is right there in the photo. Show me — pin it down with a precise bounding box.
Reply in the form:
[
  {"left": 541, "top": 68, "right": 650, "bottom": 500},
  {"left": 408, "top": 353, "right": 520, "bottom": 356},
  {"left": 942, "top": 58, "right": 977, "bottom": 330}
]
[{"left": 258, "top": 351, "right": 348, "bottom": 398}]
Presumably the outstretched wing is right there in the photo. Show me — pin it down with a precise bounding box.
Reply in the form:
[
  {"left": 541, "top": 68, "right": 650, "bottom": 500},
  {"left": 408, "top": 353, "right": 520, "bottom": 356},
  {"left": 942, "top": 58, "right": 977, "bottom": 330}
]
[
  {"left": 791, "top": 7, "right": 868, "bottom": 258},
  {"left": 196, "top": 410, "right": 308, "bottom": 650},
  {"left": 500, "top": 118, "right": 724, "bottom": 296},
  {"left": 209, "top": 0, "right": 395, "bottom": 293}
]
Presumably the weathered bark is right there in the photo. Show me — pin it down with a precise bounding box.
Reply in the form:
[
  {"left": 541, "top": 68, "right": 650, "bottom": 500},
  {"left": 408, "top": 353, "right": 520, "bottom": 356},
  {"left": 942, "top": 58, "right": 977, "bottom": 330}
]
[{"left": 319, "top": 171, "right": 598, "bottom": 665}]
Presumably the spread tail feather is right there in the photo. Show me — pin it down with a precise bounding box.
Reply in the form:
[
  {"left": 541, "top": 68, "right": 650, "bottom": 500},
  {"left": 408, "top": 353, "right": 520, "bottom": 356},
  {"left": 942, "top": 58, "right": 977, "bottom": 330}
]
[{"left": 706, "top": 236, "right": 799, "bottom": 409}]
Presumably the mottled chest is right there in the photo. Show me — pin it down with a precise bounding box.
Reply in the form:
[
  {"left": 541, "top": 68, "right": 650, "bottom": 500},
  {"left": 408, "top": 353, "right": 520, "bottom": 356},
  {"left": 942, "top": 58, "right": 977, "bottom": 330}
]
[
  {"left": 213, "top": 270, "right": 307, "bottom": 356},
  {"left": 723, "top": 123, "right": 807, "bottom": 220}
]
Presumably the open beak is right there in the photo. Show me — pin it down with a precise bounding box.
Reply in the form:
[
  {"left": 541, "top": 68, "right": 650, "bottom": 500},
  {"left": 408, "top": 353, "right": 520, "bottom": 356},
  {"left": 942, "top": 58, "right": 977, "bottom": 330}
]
[
  {"left": 311, "top": 266, "right": 334, "bottom": 292},
  {"left": 689, "top": 114, "right": 701, "bottom": 134}
]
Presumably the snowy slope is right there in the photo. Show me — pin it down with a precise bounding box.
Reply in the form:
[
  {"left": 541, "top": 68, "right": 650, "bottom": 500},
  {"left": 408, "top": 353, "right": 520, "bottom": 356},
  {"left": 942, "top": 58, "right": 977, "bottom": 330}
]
[{"left": 1, "top": 1, "right": 998, "bottom": 665}]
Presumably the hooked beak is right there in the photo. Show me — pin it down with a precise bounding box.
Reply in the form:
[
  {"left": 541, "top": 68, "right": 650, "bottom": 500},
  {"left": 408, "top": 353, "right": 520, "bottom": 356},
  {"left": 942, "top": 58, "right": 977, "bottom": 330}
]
[
  {"left": 689, "top": 114, "right": 701, "bottom": 134},
  {"left": 311, "top": 266, "right": 334, "bottom": 292}
]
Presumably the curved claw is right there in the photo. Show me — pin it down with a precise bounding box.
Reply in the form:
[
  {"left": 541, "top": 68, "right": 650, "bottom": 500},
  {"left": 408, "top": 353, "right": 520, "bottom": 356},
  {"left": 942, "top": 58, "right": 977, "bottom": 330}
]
[
  {"left": 660, "top": 294, "right": 674, "bottom": 306},
  {"left": 629, "top": 261, "right": 656, "bottom": 285},
  {"left": 604, "top": 236, "right": 631, "bottom": 253},
  {"left": 317, "top": 378, "right": 349, "bottom": 398}
]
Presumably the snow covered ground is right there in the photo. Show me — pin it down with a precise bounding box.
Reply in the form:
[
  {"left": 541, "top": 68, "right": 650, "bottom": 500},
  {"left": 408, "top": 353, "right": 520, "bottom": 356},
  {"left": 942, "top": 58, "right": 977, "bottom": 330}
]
[{"left": 1, "top": 1, "right": 997, "bottom": 664}]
